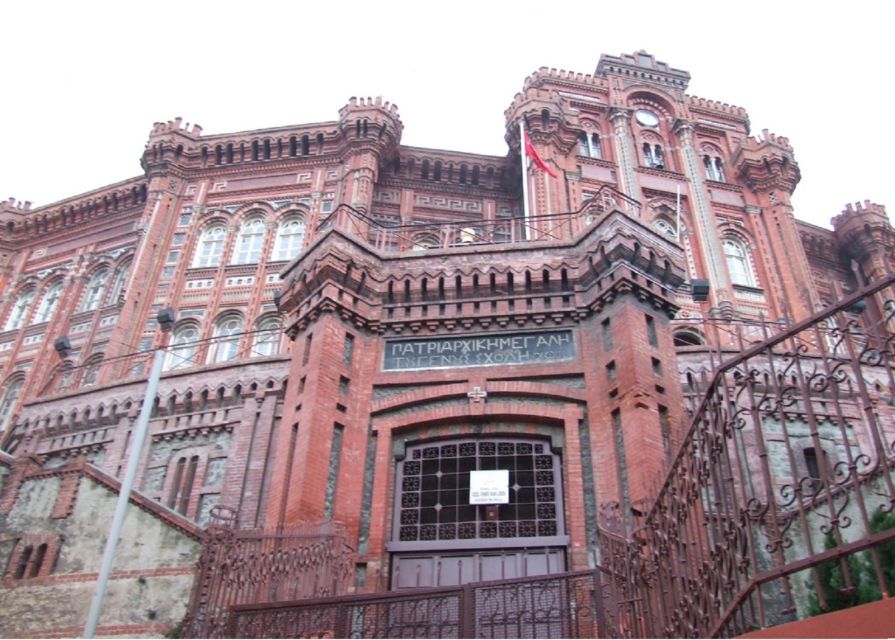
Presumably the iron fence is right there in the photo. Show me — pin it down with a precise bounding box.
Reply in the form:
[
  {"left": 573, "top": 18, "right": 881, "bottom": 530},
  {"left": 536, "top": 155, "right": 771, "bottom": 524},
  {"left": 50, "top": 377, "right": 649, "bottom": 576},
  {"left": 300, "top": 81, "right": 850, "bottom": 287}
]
[
  {"left": 229, "top": 569, "right": 605, "bottom": 639},
  {"left": 319, "top": 185, "right": 641, "bottom": 253},
  {"left": 621, "top": 274, "right": 895, "bottom": 637},
  {"left": 183, "top": 507, "right": 355, "bottom": 638}
]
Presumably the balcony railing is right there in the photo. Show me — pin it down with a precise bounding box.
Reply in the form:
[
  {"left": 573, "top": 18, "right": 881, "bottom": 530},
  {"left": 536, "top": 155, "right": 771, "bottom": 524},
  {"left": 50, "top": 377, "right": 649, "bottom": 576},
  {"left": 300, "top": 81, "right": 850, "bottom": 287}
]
[{"left": 318, "top": 185, "right": 642, "bottom": 253}]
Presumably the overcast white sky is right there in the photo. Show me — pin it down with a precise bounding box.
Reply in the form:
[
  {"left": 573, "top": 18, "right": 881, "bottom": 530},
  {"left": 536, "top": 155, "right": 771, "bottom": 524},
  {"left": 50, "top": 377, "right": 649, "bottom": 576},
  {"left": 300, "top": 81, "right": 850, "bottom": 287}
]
[{"left": 0, "top": 1, "right": 888, "bottom": 229}]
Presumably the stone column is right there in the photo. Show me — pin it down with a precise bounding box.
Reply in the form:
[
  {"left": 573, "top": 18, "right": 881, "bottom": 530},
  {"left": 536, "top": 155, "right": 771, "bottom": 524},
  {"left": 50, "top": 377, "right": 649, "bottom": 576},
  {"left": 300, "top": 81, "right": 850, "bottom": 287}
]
[
  {"left": 674, "top": 121, "right": 731, "bottom": 308},
  {"left": 608, "top": 109, "right": 641, "bottom": 204}
]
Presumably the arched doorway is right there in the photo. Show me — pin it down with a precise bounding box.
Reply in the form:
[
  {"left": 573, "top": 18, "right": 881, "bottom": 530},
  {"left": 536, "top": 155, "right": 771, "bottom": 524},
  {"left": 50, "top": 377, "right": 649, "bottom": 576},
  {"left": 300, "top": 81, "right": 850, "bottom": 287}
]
[{"left": 389, "top": 437, "right": 568, "bottom": 589}]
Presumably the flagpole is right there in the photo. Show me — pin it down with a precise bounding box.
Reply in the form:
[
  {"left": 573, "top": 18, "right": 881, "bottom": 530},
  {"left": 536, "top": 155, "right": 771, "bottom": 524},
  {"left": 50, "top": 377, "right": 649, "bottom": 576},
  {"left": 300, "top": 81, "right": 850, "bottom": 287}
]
[
  {"left": 675, "top": 184, "right": 681, "bottom": 242},
  {"left": 519, "top": 120, "right": 531, "bottom": 241}
]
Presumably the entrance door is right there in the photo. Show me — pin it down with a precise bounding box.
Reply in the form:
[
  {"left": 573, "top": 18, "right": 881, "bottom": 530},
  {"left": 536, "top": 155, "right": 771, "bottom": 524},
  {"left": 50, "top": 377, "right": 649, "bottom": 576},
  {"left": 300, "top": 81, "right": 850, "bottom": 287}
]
[{"left": 390, "top": 437, "right": 568, "bottom": 589}]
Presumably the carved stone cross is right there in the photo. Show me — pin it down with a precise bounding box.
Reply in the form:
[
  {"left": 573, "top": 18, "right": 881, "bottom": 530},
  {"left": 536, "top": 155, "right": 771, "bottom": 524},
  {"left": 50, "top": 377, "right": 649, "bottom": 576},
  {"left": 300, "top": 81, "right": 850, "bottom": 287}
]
[{"left": 467, "top": 386, "right": 488, "bottom": 403}]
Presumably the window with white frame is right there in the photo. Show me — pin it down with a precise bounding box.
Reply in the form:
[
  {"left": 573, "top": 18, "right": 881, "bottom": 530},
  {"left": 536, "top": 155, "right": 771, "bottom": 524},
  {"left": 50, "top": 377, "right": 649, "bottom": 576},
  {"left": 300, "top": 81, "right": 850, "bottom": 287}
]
[
  {"left": 81, "top": 353, "right": 104, "bottom": 387},
  {"left": 654, "top": 219, "right": 676, "bottom": 237},
  {"left": 107, "top": 263, "right": 131, "bottom": 305},
  {"left": 252, "top": 317, "right": 281, "bottom": 357},
  {"left": 5, "top": 290, "right": 36, "bottom": 331},
  {"left": 642, "top": 142, "right": 665, "bottom": 169},
  {"left": 164, "top": 324, "right": 200, "bottom": 371},
  {"left": 723, "top": 237, "right": 755, "bottom": 287},
  {"left": 209, "top": 315, "right": 243, "bottom": 363},
  {"left": 0, "top": 377, "right": 24, "bottom": 432},
  {"left": 273, "top": 217, "right": 306, "bottom": 262},
  {"left": 703, "top": 155, "right": 725, "bottom": 181},
  {"left": 231, "top": 217, "right": 266, "bottom": 264},
  {"left": 577, "top": 132, "right": 602, "bottom": 159},
  {"left": 81, "top": 270, "right": 110, "bottom": 311},
  {"left": 34, "top": 282, "right": 63, "bottom": 324},
  {"left": 193, "top": 225, "right": 228, "bottom": 268}
]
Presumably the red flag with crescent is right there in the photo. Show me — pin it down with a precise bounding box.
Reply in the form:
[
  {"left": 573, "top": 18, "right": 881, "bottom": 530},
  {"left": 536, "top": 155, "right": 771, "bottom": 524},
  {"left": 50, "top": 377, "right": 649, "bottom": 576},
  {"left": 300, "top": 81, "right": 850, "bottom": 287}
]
[{"left": 523, "top": 131, "right": 558, "bottom": 178}]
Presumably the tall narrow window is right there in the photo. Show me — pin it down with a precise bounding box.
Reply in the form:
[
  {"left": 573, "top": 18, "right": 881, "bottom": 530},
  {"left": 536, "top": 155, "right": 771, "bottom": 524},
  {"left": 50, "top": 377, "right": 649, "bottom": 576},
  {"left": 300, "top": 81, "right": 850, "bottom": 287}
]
[
  {"left": 81, "top": 354, "right": 104, "bottom": 387},
  {"left": 209, "top": 315, "right": 243, "bottom": 363},
  {"left": 704, "top": 155, "right": 725, "bottom": 182},
  {"left": 600, "top": 319, "right": 612, "bottom": 352},
  {"left": 231, "top": 217, "right": 266, "bottom": 264},
  {"left": 302, "top": 333, "right": 313, "bottom": 366},
  {"left": 0, "top": 377, "right": 24, "bottom": 432},
  {"left": 252, "top": 318, "right": 281, "bottom": 357},
  {"left": 343, "top": 333, "right": 355, "bottom": 365},
  {"left": 164, "top": 324, "right": 200, "bottom": 370},
  {"left": 193, "top": 225, "right": 227, "bottom": 268},
  {"left": 4, "top": 290, "right": 36, "bottom": 330},
  {"left": 273, "top": 217, "right": 306, "bottom": 261},
  {"left": 14, "top": 545, "right": 33, "bottom": 579},
  {"left": 578, "top": 132, "right": 602, "bottom": 158},
  {"left": 643, "top": 143, "right": 665, "bottom": 169},
  {"left": 81, "top": 270, "right": 109, "bottom": 311},
  {"left": 645, "top": 315, "right": 658, "bottom": 347},
  {"left": 167, "top": 455, "right": 199, "bottom": 516},
  {"left": 34, "top": 282, "right": 63, "bottom": 324},
  {"left": 323, "top": 424, "right": 345, "bottom": 520},
  {"left": 723, "top": 238, "right": 755, "bottom": 287},
  {"left": 107, "top": 263, "right": 131, "bottom": 304}
]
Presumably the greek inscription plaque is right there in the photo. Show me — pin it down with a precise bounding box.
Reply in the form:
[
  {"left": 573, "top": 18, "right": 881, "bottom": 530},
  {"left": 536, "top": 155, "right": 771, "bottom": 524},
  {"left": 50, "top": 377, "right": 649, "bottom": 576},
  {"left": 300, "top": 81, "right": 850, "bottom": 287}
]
[{"left": 383, "top": 329, "right": 575, "bottom": 371}]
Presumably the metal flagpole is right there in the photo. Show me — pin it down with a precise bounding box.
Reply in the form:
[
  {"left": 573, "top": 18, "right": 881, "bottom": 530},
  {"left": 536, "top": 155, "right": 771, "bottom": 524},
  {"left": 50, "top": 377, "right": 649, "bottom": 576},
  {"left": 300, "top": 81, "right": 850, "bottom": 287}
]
[
  {"left": 83, "top": 347, "right": 167, "bottom": 637},
  {"left": 676, "top": 184, "right": 681, "bottom": 242},
  {"left": 519, "top": 120, "right": 531, "bottom": 241}
]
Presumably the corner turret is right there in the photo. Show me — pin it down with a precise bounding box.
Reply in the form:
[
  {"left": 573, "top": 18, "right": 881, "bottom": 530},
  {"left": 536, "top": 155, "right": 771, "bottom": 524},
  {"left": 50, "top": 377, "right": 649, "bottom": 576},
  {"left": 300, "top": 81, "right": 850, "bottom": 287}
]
[
  {"left": 337, "top": 96, "right": 403, "bottom": 158},
  {"left": 832, "top": 200, "right": 893, "bottom": 282},
  {"left": 731, "top": 129, "right": 801, "bottom": 195},
  {"left": 141, "top": 117, "right": 204, "bottom": 176}
]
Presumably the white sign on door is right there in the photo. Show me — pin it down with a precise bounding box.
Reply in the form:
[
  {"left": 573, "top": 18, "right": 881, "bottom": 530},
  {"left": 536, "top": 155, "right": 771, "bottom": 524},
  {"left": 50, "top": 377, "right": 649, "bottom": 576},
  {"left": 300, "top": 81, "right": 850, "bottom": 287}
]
[{"left": 469, "top": 469, "right": 509, "bottom": 504}]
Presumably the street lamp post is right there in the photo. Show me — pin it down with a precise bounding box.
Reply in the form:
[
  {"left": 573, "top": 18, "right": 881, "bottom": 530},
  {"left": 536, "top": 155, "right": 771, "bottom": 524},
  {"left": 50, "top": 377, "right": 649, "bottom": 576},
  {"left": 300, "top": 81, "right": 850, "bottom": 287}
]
[{"left": 55, "top": 308, "right": 175, "bottom": 638}]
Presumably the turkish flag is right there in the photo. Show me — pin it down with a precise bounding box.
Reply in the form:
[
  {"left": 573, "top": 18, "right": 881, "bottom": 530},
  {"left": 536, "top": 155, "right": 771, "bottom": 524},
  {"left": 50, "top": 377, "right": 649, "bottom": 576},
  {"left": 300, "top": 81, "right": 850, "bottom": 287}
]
[{"left": 524, "top": 131, "right": 558, "bottom": 178}]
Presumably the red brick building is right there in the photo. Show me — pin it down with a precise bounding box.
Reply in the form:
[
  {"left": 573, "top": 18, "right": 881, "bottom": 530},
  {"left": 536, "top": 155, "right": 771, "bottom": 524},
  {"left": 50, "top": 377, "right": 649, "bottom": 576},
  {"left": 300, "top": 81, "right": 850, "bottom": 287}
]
[{"left": 0, "top": 51, "right": 892, "bottom": 630}]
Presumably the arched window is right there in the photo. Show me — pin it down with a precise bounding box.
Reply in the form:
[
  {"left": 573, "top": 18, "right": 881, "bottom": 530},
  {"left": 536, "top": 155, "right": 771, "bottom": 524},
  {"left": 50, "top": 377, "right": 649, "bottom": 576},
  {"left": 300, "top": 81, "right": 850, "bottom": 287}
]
[
  {"left": 4, "top": 290, "right": 36, "bottom": 330},
  {"left": 0, "top": 377, "right": 24, "bottom": 432},
  {"left": 193, "top": 225, "right": 227, "bottom": 268},
  {"left": 273, "top": 217, "right": 306, "bottom": 262},
  {"left": 654, "top": 219, "right": 676, "bottom": 237},
  {"left": 673, "top": 329, "right": 705, "bottom": 347},
  {"left": 704, "top": 155, "right": 725, "bottom": 181},
  {"left": 164, "top": 324, "right": 200, "bottom": 371},
  {"left": 34, "top": 282, "right": 63, "bottom": 324},
  {"left": 209, "top": 314, "right": 243, "bottom": 363},
  {"left": 723, "top": 237, "right": 755, "bottom": 287},
  {"left": 578, "top": 132, "right": 601, "bottom": 159},
  {"left": 81, "top": 353, "right": 104, "bottom": 387},
  {"left": 252, "top": 317, "right": 281, "bottom": 357},
  {"left": 80, "top": 270, "right": 109, "bottom": 311},
  {"left": 107, "top": 262, "right": 131, "bottom": 304},
  {"left": 411, "top": 234, "right": 439, "bottom": 251},
  {"left": 642, "top": 142, "right": 665, "bottom": 169},
  {"left": 231, "top": 217, "right": 266, "bottom": 264}
]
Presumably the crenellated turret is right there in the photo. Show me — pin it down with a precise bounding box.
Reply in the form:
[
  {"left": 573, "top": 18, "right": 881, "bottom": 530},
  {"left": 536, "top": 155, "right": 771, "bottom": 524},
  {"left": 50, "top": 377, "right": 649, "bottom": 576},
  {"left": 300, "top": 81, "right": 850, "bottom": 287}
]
[
  {"left": 140, "top": 117, "right": 204, "bottom": 176},
  {"left": 337, "top": 96, "right": 403, "bottom": 158},
  {"left": 0, "top": 198, "right": 31, "bottom": 236},
  {"left": 832, "top": 200, "right": 894, "bottom": 283},
  {"left": 731, "top": 129, "right": 801, "bottom": 195}
]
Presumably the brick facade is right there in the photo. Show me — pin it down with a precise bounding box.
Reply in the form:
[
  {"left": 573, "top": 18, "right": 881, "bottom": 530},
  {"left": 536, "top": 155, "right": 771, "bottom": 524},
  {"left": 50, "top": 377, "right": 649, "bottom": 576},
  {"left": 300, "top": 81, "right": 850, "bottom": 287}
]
[{"left": 0, "top": 50, "right": 893, "bottom": 622}]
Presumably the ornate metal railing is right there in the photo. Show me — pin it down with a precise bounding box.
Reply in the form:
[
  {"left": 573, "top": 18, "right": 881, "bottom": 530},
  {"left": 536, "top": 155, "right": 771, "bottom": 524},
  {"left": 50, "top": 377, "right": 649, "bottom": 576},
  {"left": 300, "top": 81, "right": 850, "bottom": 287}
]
[
  {"left": 318, "top": 185, "right": 642, "bottom": 253},
  {"left": 228, "top": 569, "right": 605, "bottom": 639},
  {"left": 614, "top": 275, "right": 895, "bottom": 637},
  {"left": 183, "top": 507, "right": 355, "bottom": 638}
]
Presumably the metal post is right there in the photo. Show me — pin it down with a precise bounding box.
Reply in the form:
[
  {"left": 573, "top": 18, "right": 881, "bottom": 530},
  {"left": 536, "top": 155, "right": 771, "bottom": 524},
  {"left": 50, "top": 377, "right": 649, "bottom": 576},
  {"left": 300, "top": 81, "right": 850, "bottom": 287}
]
[
  {"left": 83, "top": 348, "right": 166, "bottom": 637},
  {"left": 519, "top": 120, "right": 531, "bottom": 241}
]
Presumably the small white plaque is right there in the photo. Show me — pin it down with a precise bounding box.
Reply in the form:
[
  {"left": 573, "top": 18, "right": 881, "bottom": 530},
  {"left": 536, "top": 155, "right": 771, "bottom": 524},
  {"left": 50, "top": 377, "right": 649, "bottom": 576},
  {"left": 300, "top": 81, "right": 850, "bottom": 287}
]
[{"left": 469, "top": 469, "right": 509, "bottom": 504}]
